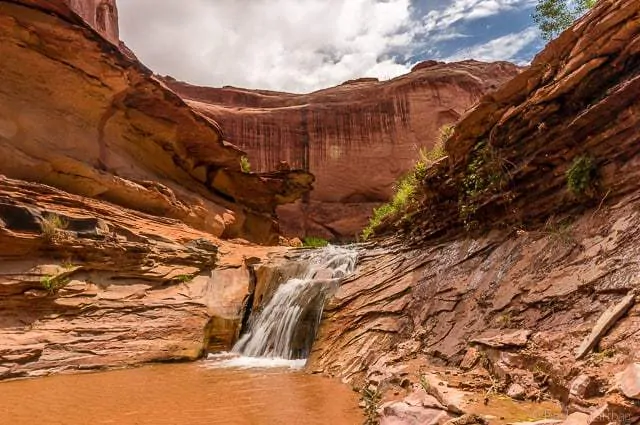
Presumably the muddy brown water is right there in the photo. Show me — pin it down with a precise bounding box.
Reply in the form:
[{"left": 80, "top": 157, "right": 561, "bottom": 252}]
[{"left": 0, "top": 362, "right": 363, "bottom": 425}]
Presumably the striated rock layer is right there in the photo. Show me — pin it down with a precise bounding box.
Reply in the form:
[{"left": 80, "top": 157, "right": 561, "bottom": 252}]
[
  {"left": 0, "top": 0, "right": 311, "bottom": 379},
  {"left": 0, "top": 0, "right": 312, "bottom": 246},
  {"left": 0, "top": 175, "right": 297, "bottom": 378},
  {"left": 168, "top": 61, "right": 520, "bottom": 240},
  {"left": 67, "top": 0, "right": 119, "bottom": 44},
  {"left": 310, "top": 0, "right": 640, "bottom": 420}
]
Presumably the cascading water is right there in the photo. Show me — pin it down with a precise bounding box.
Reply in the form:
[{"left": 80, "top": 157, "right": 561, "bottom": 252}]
[{"left": 230, "top": 245, "right": 358, "bottom": 363}]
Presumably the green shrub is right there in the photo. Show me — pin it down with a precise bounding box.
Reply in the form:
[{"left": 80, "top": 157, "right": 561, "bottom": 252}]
[
  {"left": 361, "top": 140, "right": 448, "bottom": 240},
  {"left": 361, "top": 174, "right": 417, "bottom": 240},
  {"left": 240, "top": 156, "right": 252, "bottom": 173},
  {"left": 303, "top": 237, "right": 329, "bottom": 248},
  {"left": 173, "top": 274, "right": 194, "bottom": 283},
  {"left": 566, "top": 155, "right": 595, "bottom": 196},
  {"left": 439, "top": 124, "right": 455, "bottom": 144},
  {"left": 458, "top": 141, "right": 507, "bottom": 228},
  {"left": 40, "top": 275, "right": 68, "bottom": 294},
  {"left": 41, "top": 213, "right": 68, "bottom": 242}
]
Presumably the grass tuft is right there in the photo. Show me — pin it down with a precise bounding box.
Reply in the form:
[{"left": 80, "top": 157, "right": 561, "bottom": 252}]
[
  {"left": 240, "top": 156, "right": 252, "bottom": 173},
  {"left": 41, "top": 213, "right": 68, "bottom": 242},
  {"left": 361, "top": 136, "right": 448, "bottom": 240},
  {"left": 566, "top": 155, "right": 596, "bottom": 196},
  {"left": 303, "top": 237, "right": 329, "bottom": 248},
  {"left": 40, "top": 275, "right": 69, "bottom": 294},
  {"left": 173, "top": 274, "right": 194, "bottom": 283}
]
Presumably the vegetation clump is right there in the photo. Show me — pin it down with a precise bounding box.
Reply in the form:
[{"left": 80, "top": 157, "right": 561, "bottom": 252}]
[
  {"left": 361, "top": 130, "right": 450, "bottom": 241},
  {"left": 303, "top": 236, "right": 329, "bottom": 248},
  {"left": 40, "top": 275, "right": 69, "bottom": 294},
  {"left": 458, "top": 141, "right": 507, "bottom": 230},
  {"left": 361, "top": 174, "right": 418, "bottom": 241},
  {"left": 566, "top": 155, "right": 596, "bottom": 196},
  {"left": 240, "top": 156, "right": 252, "bottom": 173},
  {"left": 533, "top": 0, "right": 596, "bottom": 40},
  {"left": 360, "top": 385, "right": 382, "bottom": 425},
  {"left": 173, "top": 274, "right": 194, "bottom": 283},
  {"left": 41, "top": 213, "right": 68, "bottom": 242}
]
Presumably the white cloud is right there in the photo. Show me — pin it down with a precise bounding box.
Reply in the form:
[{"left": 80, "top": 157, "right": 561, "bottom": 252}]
[
  {"left": 118, "top": 0, "right": 416, "bottom": 93},
  {"left": 443, "top": 26, "right": 539, "bottom": 63},
  {"left": 117, "top": 0, "right": 543, "bottom": 93},
  {"left": 419, "top": 0, "right": 538, "bottom": 35}
]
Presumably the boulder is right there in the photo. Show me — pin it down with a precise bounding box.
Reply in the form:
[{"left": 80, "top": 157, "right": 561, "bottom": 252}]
[
  {"left": 561, "top": 413, "right": 589, "bottom": 425},
  {"left": 618, "top": 363, "right": 640, "bottom": 400},
  {"left": 570, "top": 375, "right": 599, "bottom": 399},
  {"left": 381, "top": 402, "right": 452, "bottom": 425},
  {"left": 506, "top": 383, "right": 527, "bottom": 400},
  {"left": 460, "top": 347, "right": 481, "bottom": 370},
  {"left": 471, "top": 330, "right": 532, "bottom": 348}
]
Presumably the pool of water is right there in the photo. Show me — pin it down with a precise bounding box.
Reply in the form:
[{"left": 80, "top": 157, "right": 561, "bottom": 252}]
[{"left": 0, "top": 362, "right": 363, "bottom": 425}]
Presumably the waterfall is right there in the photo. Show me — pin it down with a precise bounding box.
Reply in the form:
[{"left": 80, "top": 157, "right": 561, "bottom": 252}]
[{"left": 232, "top": 245, "right": 358, "bottom": 361}]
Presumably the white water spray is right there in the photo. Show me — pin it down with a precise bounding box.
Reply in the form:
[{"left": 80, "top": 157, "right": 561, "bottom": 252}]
[{"left": 229, "top": 245, "right": 358, "bottom": 364}]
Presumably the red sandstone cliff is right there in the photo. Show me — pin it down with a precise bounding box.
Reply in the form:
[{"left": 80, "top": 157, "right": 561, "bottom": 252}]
[
  {"left": 0, "top": 0, "right": 312, "bottom": 378},
  {"left": 0, "top": 0, "right": 312, "bottom": 245},
  {"left": 68, "top": 0, "right": 119, "bottom": 44},
  {"left": 310, "top": 0, "right": 640, "bottom": 422},
  {"left": 167, "top": 61, "right": 521, "bottom": 240}
]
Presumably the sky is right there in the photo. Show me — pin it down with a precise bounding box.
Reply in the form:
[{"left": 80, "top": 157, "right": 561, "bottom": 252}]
[{"left": 118, "top": 0, "right": 546, "bottom": 93}]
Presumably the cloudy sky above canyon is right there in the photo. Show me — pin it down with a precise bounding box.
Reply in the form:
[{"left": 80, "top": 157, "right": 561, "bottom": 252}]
[{"left": 118, "top": 0, "right": 545, "bottom": 93}]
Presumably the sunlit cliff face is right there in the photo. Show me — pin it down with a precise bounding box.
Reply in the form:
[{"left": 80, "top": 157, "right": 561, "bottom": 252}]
[{"left": 68, "top": 0, "right": 120, "bottom": 44}]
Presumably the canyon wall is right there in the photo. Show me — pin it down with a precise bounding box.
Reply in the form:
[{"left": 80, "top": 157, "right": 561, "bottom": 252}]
[
  {"left": 68, "top": 0, "right": 119, "bottom": 44},
  {"left": 0, "top": 0, "right": 312, "bottom": 246},
  {"left": 0, "top": 0, "right": 310, "bottom": 378},
  {"left": 168, "top": 61, "right": 520, "bottom": 240},
  {"left": 310, "top": 0, "right": 640, "bottom": 422}
]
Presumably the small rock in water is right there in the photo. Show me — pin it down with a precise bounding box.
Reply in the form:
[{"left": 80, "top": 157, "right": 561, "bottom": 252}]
[
  {"left": 381, "top": 402, "right": 452, "bottom": 425},
  {"left": 561, "top": 412, "right": 589, "bottom": 425}
]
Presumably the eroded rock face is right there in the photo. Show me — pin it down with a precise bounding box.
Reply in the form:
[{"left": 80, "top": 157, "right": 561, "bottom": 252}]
[
  {"left": 0, "top": 0, "right": 312, "bottom": 379},
  {"left": 309, "top": 0, "right": 640, "bottom": 417},
  {"left": 168, "top": 61, "right": 520, "bottom": 240},
  {"left": 378, "top": 0, "right": 640, "bottom": 241},
  {"left": 0, "top": 0, "right": 312, "bottom": 246},
  {"left": 0, "top": 175, "right": 293, "bottom": 378},
  {"left": 67, "top": 0, "right": 119, "bottom": 44}
]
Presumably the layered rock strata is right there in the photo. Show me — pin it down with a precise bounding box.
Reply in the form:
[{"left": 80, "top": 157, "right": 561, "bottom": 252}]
[
  {"left": 0, "top": 0, "right": 312, "bottom": 378},
  {"left": 0, "top": 0, "right": 312, "bottom": 246},
  {"left": 310, "top": 0, "right": 640, "bottom": 423},
  {"left": 168, "top": 61, "right": 520, "bottom": 240}
]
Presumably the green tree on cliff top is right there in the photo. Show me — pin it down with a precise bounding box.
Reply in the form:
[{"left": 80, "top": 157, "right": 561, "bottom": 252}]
[{"left": 533, "top": 0, "right": 597, "bottom": 41}]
